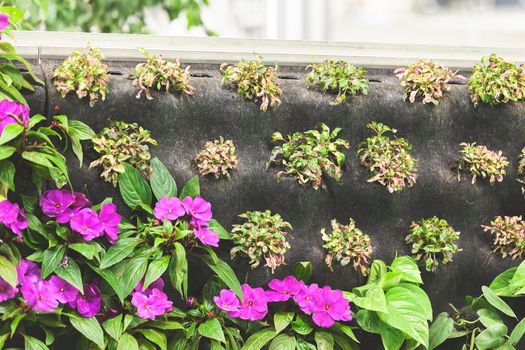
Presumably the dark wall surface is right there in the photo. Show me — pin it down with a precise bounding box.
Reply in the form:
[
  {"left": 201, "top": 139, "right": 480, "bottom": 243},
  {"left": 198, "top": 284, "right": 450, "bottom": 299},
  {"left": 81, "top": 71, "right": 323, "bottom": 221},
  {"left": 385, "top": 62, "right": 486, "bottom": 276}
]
[{"left": 22, "top": 60, "right": 525, "bottom": 348}]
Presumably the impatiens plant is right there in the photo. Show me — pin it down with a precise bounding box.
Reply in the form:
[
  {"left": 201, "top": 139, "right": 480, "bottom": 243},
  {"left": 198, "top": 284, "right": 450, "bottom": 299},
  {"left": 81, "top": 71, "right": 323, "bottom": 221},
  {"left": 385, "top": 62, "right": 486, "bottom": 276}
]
[
  {"left": 231, "top": 210, "right": 292, "bottom": 273},
  {"left": 220, "top": 55, "right": 282, "bottom": 112},
  {"left": 357, "top": 122, "right": 418, "bottom": 193},
  {"left": 469, "top": 54, "right": 525, "bottom": 107},
  {"left": 90, "top": 120, "right": 157, "bottom": 186},
  {"left": 406, "top": 216, "right": 461, "bottom": 272},
  {"left": 455, "top": 142, "right": 509, "bottom": 185},
  {"left": 321, "top": 218, "right": 373, "bottom": 275},
  {"left": 194, "top": 136, "right": 238, "bottom": 179},
  {"left": 482, "top": 216, "right": 525, "bottom": 260},
  {"left": 344, "top": 256, "right": 433, "bottom": 350},
  {"left": 394, "top": 59, "right": 464, "bottom": 105},
  {"left": 53, "top": 45, "right": 110, "bottom": 107},
  {"left": 305, "top": 60, "right": 369, "bottom": 105},
  {"left": 0, "top": 99, "right": 94, "bottom": 197},
  {"left": 215, "top": 262, "right": 359, "bottom": 349},
  {"left": 270, "top": 123, "right": 350, "bottom": 190},
  {"left": 130, "top": 48, "right": 195, "bottom": 100}
]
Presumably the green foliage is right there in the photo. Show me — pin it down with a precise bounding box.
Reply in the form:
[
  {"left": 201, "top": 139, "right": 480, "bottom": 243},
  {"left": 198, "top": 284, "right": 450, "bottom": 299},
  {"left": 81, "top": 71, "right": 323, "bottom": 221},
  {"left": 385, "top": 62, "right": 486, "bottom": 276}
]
[
  {"left": 10, "top": 0, "right": 211, "bottom": 34},
  {"left": 357, "top": 122, "right": 417, "bottom": 193},
  {"left": 220, "top": 56, "right": 282, "bottom": 112},
  {"left": 231, "top": 210, "right": 292, "bottom": 273},
  {"left": 53, "top": 46, "right": 110, "bottom": 107},
  {"left": 90, "top": 120, "right": 157, "bottom": 187},
  {"left": 394, "top": 59, "right": 463, "bottom": 105},
  {"left": 468, "top": 54, "right": 525, "bottom": 107},
  {"left": 406, "top": 217, "right": 461, "bottom": 272},
  {"left": 456, "top": 142, "right": 509, "bottom": 185},
  {"left": 517, "top": 146, "right": 525, "bottom": 193},
  {"left": 321, "top": 218, "right": 373, "bottom": 276},
  {"left": 270, "top": 123, "right": 350, "bottom": 190},
  {"left": 194, "top": 137, "right": 238, "bottom": 179},
  {"left": 130, "top": 48, "right": 195, "bottom": 100},
  {"left": 345, "top": 256, "right": 432, "bottom": 349},
  {"left": 482, "top": 216, "right": 525, "bottom": 261},
  {"left": 305, "top": 60, "right": 368, "bottom": 105}
]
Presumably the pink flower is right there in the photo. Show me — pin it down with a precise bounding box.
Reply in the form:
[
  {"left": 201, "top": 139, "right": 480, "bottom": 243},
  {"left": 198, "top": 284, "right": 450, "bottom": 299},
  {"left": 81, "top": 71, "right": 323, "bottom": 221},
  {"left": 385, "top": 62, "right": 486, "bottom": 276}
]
[
  {"left": 0, "top": 99, "right": 29, "bottom": 134},
  {"left": 134, "top": 278, "right": 164, "bottom": 295},
  {"left": 194, "top": 225, "right": 219, "bottom": 247},
  {"left": 70, "top": 283, "right": 101, "bottom": 318},
  {"left": 311, "top": 286, "right": 352, "bottom": 328},
  {"left": 98, "top": 203, "right": 121, "bottom": 244},
  {"left": 40, "top": 190, "right": 90, "bottom": 224},
  {"left": 0, "top": 200, "right": 28, "bottom": 238},
  {"left": 0, "top": 277, "right": 17, "bottom": 302},
  {"left": 266, "top": 276, "right": 304, "bottom": 302},
  {"left": 131, "top": 289, "right": 173, "bottom": 320},
  {"left": 17, "top": 259, "right": 41, "bottom": 285},
  {"left": 214, "top": 289, "right": 240, "bottom": 317},
  {"left": 182, "top": 196, "right": 212, "bottom": 224},
  {"left": 21, "top": 279, "right": 59, "bottom": 312},
  {"left": 70, "top": 208, "right": 103, "bottom": 241},
  {"left": 48, "top": 276, "right": 78, "bottom": 304},
  {"left": 294, "top": 283, "right": 320, "bottom": 314},
  {"left": 237, "top": 284, "right": 268, "bottom": 321},
  {"left": 154, "top": 197, "right": 185, "bottom": 221},
  {"left": 0, "top": 13, "right": 9, "bottom": 32}
]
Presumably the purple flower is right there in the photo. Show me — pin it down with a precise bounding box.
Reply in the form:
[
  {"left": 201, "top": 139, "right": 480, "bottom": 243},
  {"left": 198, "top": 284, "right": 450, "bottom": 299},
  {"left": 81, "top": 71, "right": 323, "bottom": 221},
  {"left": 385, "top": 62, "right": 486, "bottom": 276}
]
[
  {"left": 294, "top": 283, "right": 320, "bottom": 314},
  {"left": 182, "top": 196, "right": 212, "bottom": 224},
  {"left": 98, "top": 203, "right": 121, "bottom": 244},
  {"left": 21, "top": 279, "right": 59, "bottom": 312},
  {"left": 0, "top": 99, "right": 29, "bottom": 134},
  {"left": 70, "top": 208, "right": 103, "bottom": 241},
  {"left": 134, "top": 278, "right": 164, "bottom": 295},
  {"left": 266, "top": 276, "right": 304, "bottom": 302},
  {"left": 237, "top": 284, "right": 268, "bottom": 321},
  {"left": 214, "top": 289, "right": 241, "bottom": 317},
  {"left": 131, "top": 288, "right": 173, "bottom": 320},
  {"left": 0, "top": 277, "right": 18, "bottom": 302},
  {"left": 17, "top": 259, "right": 41, "bottom": 285},
  {"left": 0, "top": 13, "right": 9, "bottom": 32},
  {"left": 154, "top": 197, "right": 185, "bottom": 221},
  {"left": 48, "top": 276, "right": 78, "bottom": 304},
  {"left": 0, "top": 200, "right": 28, "bottom": 238},
  {"left": 70, "top": 283, "right": 101, "bottom": 318},
  {"left": 311, "top": 286, "right": 352, "bottom": 328},
  {"left": 40, "top": 189, "right": 75, "bottom": 220},
  {"left": 193, "top": 225, "right": 219, "bottom": 247}
]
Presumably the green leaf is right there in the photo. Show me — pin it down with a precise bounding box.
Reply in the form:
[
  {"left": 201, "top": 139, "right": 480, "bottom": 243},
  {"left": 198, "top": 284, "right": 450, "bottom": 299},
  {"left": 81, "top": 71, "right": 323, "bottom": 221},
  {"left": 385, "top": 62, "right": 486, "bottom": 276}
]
[
  {"left": 509, "top": 317, "right": 525, "bottom": 346},
  {"left": 208, "top": 219, "right": 231, "bottom": 240},
  {"left": 478, "top": 308, "right": 503, "bottom": 328},
  {"left": 0, "top": 255, "right": 17, "bottom": 288},
  {"left": 241, "top": 328, "right": 277, "bottom": 350},
  {"left": 22, "top": 151, "right": 53, "bottom": 168},
  {"left": 429, "top": 312, "right": 453, "bottom": 350},
  {"left": 179, "top": 176, "right": 200, "bottom": 198},
  {"left": 54, "top": 258, "right": 84, "bottom": 294},
  {"left": 274, "top": 312, "right": 294, "bottom": 334},
  {"left": 69, "top": 315, "right": 105, "bottom": 349},
  {"left": 315, "top": 331, "right": 335, "bottom": 350},
  {"left": 150, "top": 157, "right": 177, "bottom": 200},
  {"left": 28, "top": 114, "right": 47, "bottom": 129},
  {"left": 41, "top": 245, "right": 66, "bottom": 279},
  {"left": 100, "top": 237, "right": 142, "bottom": 269},
  {"left": 118, "top": 333, "right": 139, "bottom": 350},
  {"left": 347, "top": 283, "right": 387, "bottom": 313},
  {"left": 137, "top": 329, "right": 167, "bottom": 350},
  {"left": 332, "top": 322, "right": 359, "bottom": 344},
  {"left": 118, "top": 163, "right": 152, "bottom": 210},
  {"left": 292, "top": 261, "right": 313, "bottom": 283},
  {"left": 103, "top": 314, "right": 123, "bottom": 341},
  {"left": 269, "top": 334, "right": 296, "bottom": 350},
  {"left": 118, "top": 256, "right": 149, "bottom": 299},
  {"left": 291, "top": 314, "right": 313, "bottom": 336},
  {"left": 198, "top": 254, "right": 243, "bottom": 302},
  {"left": 0, "top": 159, "right": 15, "bottom": 191},
  {"left": 0, "top": 123, "right": 23, "bottom": 145},
  {"left": 390, "top": 256, "right": 423, "bottom": 284},
  {"left": 169, "top": 242, "right": 188, "bottom": 299},
  {"left": 198, "top": 318, "right": 226, "bottom": 343},
  {"left": 68, "top": 242, "right": 100, "bottom": 260},
  {"left": 0, "top": 145, "right": 15, "bottom": 160},
  {"left": 69, "top": 120, "right": 95, "bottom": 140},
  {"left": 475, "top": 323, "right": 508, "bottom": 350},
  {"left": 89, "top": 264, "right": 124, "bottom": 303},
  {"left": 296, "top": 339, "right": 317, "bottom": 350},
  {"left": 24, "top": 335, "right": 50, "bottom": 350},
  {"left": 143, "top": 256, "right": 170, "bottom": 290},
  {"left": 482, "top": 286, "right": 517, "bottom": 318}
]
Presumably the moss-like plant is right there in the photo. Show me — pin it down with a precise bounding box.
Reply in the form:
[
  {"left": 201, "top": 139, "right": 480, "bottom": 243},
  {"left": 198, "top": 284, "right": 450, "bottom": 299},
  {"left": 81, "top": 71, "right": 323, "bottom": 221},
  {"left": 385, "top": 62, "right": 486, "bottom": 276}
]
[
  {"left": 357, "top": 122, "right": 418, "bottom": 193},
  {"left": 53, "top": 45, "right": 110, "bottom": 107},
  {"left": 269, "top": 123, "right": 350, "bottom": 190},
  {"left": 90, "top": 120, "right": 157, "bottom": 186},
  {"left": 220, "top": 55, "right": 282, "bottom": 112},
  {"left": 394, "top": 59, "right": 464, "bottom": 105},
  {"left": 194, "top": 137, "right": 238, "bottom": 179},
  {"left": 130, "top": 48, "right": 195, "bottom": 100},
  {"left": 230, "top": 210, "right": 292, "bottom": 273},
  {"left": 468, "top": 54, "right": 525, "bottom": 107},
  {"left": 455, "top": 142, "right": 508, "bottom": 185},
  {"left": 482, "top": 216, "right": 525, "bottom": 260},
  {"left": 321, "top": 218, "right": 372, "bottom": 275},
  {"left": 406, "top": 217, "right": 461, "bottom": 272},
  {"left": 305, "top": 60, "right": 368, "bottom": 105}
]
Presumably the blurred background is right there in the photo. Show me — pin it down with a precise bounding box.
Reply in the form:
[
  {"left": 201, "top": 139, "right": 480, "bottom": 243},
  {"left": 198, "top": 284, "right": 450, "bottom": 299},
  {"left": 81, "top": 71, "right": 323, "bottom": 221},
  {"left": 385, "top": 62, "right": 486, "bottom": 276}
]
[{"left": 10, "top": 0, "right": 525, "bottom": 48}]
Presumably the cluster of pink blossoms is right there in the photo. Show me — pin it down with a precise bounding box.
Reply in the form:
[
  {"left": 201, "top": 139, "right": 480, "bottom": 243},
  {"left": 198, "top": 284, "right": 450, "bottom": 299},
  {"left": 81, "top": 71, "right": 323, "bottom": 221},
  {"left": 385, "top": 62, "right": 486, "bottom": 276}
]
[
  {"left": 131, "top": 278, "right": 173, "bottom": 320},
  {"left": 0, "top": 200, "right": 28, "bottom": 238},
  {"left": 214, "top": 276, "right": 352, "bottom": 328},
  {"left": 154, "top": 195, "right": 219, "bottom": 247},
  {"left": 40, "top": 189, "right": 122, "bottom": 244},
  {"left": 0, "top": 259, "right": 101, "bottom": 317},
  {"left": 0, "top": 99, "right": 29, "bottom": 135}
]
